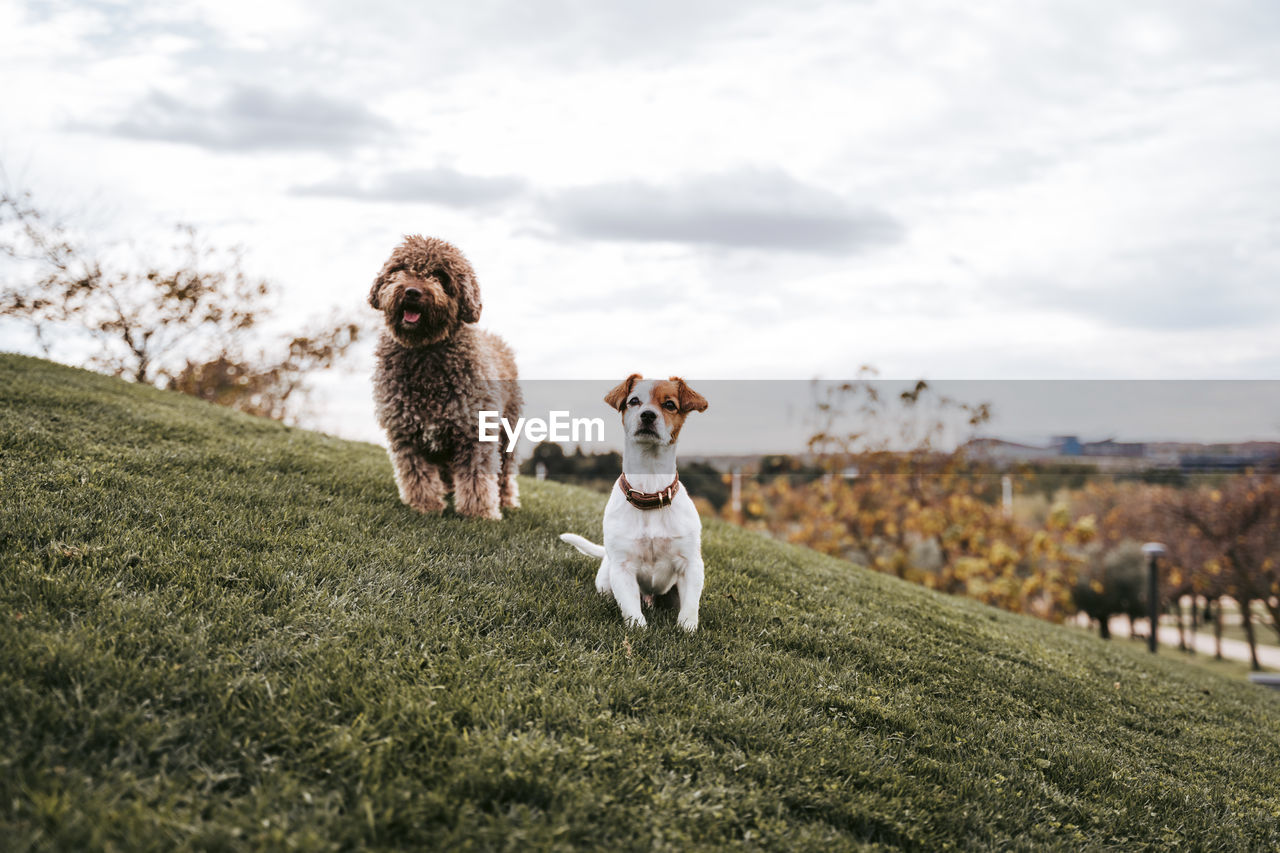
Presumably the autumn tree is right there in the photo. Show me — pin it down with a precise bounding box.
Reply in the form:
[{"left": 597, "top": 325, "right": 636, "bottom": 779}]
[
  {"left": 1067, "top": 482, "right": 1177, "bottom": 645},
  {"left": 1169, "top": 475, "right": 1280, "bottom": 670},
  {"left": 0, "top": 180, "right": 361, "bottom": 422},
  {"left": 1071, "top": 539, "right": 1147, "bottom": 640},
  {"left": 732, "top": 372, "right": 1093, "bottom": 621}
]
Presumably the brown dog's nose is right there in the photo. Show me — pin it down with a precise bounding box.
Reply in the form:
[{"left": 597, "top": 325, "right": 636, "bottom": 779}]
[{"left": 405, "top": 287, "right": 423, "bottom": 300}]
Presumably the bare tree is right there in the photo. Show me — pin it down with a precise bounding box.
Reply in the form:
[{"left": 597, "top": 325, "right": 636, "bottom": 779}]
[
  {"left": 164, "top": 325, "right": 361, "bottom": 421},
  {"left": 1, "top": 178, "right": 361, "bottom": 422}
]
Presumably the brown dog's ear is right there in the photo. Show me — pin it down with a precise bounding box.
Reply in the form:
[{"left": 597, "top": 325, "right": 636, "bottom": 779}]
[
  {"left": 369, "top": 256, "right": 400, "bottom": 310},
  {"left": 456, "top": 270, "right": 482, "bottom": 324},
  {"left": 671, "top": 377, "right": 708, "bottom": 413},
  {"left": 604, "top": 373, "right": 643, "bottom": 411}
]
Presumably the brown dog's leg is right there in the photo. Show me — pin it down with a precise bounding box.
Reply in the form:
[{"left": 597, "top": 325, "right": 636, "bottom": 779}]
[
  {"left": 454, "top": 445, "right": 502, "bottom": 520},
  {"left": 391, "top": 448, "right": 447, "bottom": 513},
  {"left": 497, "top": 388, "right": 522, "bottom": 509},
  {"left": 499, "top": 448, "right": 520, "bottom": 508}
]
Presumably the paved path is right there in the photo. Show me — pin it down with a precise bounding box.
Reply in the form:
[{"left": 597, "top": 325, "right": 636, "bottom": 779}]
[{"left": 1106, "top": 618, "right": 1280, "bottom": 669}]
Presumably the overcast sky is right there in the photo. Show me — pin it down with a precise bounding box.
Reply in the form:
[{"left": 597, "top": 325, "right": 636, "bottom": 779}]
[{"left": 2, "top": 0, "right": 1279, "bottom": 445}]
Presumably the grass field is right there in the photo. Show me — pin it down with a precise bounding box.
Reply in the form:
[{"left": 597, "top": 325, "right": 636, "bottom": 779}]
[{"left": 3, "top": 354, "right": 1279, "bottom": 851}]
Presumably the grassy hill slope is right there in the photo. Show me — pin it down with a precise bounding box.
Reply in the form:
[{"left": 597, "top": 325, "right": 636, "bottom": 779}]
[{"left": 2, "top": 354, "right": 1278, "bottom": 851}]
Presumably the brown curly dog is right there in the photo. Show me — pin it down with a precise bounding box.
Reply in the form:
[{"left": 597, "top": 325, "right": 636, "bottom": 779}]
[{"left": 369, "top": 235, "right": 521, "bottom": 519}]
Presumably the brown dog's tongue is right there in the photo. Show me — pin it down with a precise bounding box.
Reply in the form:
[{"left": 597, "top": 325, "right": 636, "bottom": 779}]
[{"left": 403, "top": 310, "right": 421, "bottom": 323}]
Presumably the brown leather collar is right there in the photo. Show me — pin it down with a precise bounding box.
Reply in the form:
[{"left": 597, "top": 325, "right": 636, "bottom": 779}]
[{"left": 618, "top": 472, "right": 680, "bottom": 510}]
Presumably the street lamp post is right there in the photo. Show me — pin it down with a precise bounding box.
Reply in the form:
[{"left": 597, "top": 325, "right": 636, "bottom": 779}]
[{"left": 1142, "top": 542, "right": 1166, "bottom": 654}]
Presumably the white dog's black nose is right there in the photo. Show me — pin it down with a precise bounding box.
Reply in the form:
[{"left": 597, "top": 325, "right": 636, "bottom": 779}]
[{"left": 640, "top": 410, "right": 657, "bottom": 423}]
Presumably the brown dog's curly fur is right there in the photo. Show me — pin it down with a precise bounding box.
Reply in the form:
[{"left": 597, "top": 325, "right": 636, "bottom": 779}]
[{"left": 369, "top": 235, "right": 521, "bottom": 519}]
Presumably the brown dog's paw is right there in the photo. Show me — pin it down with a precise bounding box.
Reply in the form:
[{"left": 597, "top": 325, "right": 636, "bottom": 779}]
[
  {"left": 407, "top": 497, "right": 446, "bottom": 515},
  {"left": 397, "top": 476, "right": 447, "bottom": 514},
  {"left": 454, "top": 487, "right": 502, "bottom": 520},
  {"left": 459, "top": 504, "right": 502, "bottom": 521}
]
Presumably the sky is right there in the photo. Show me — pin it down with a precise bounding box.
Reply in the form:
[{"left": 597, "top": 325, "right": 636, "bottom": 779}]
[{"left": 2, "top": 0, "right": 1279, "bottom": 447}]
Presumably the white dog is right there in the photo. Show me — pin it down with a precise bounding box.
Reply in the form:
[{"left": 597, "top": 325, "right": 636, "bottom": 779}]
[{"left": 560, "top": 374, "right": 709, "bottom": 632}]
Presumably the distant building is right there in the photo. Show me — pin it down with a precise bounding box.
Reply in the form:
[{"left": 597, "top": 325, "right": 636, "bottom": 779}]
[
  {"left": 963, "top": 436, "right": 1280, "bottom": 473},
  {"left": 1050, "top": 435, "right": 1082, "bottom": 456},
  {"left": 963, "top": 438, "right": 1059, "bottom": 464},
  {"left": 1079, "top": 439, "right": 1146, "bottom": 458},
  {"left": 699, "top": 440, "right": 1280, "bottom": 478}
]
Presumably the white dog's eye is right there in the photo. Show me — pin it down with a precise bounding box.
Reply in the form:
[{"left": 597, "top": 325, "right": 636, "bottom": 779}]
[
  {"left": 663, "top": 400, "right": 677, "bottom": 411},
  {"left": 628, "top": 397, "right": 640, "bottom": 407}
]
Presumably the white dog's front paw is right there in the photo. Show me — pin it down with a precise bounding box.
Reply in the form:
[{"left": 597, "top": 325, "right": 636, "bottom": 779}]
[
  {"left": 624, "top": 614, "right": 647, "bottom": 630},
  {"left": 677, "top": 613, "right": 699, "bottom": 633}
]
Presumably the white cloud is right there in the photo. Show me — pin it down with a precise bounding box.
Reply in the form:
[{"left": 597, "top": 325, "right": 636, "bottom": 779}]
[
  {"left": 80, "top": 86, "right": 394, "bottom": 152},
  {"left": 293, "top": 168, "right": 527, "bottom": 208},
  {"left": 541, "top": 169, "right": 902, "bottom": 254}
]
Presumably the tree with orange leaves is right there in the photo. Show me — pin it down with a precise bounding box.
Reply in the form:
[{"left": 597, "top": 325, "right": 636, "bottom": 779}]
[
  {"left": 732, "top": 373, "right": 1093, "bottom": 621},
  {"left": 1169, "top": 475, "right": 1280, "bottom": 670}
]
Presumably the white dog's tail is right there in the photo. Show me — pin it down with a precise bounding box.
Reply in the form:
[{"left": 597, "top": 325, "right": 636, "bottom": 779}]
[{"left": 559, "top": 533, "right": 605, "bottom": 558}]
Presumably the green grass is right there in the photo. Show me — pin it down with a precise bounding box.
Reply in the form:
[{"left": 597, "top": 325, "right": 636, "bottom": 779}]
[{"left": 2, "top": 354, "right": 1279, "bottom": 851}]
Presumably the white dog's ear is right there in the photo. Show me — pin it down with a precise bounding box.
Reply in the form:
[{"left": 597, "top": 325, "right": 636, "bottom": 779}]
[
  {"left": 456, "top": 270, "right": 482, "bottom": 324},
  {"left": 604, "top": 374, "right": 643, "bottom": 411},
  {"left": 671, "top": 377, "right": 708, "bottom": 413}
]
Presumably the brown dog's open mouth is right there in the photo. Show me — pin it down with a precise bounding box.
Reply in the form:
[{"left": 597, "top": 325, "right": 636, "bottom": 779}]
[{"left": 400, "top": 306, "right": 423, "bottom": 328}]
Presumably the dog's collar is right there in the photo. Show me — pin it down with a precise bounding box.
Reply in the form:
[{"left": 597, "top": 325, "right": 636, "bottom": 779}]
[{"left": 618, "top": 472, "right": 680, "bottom": 510}]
